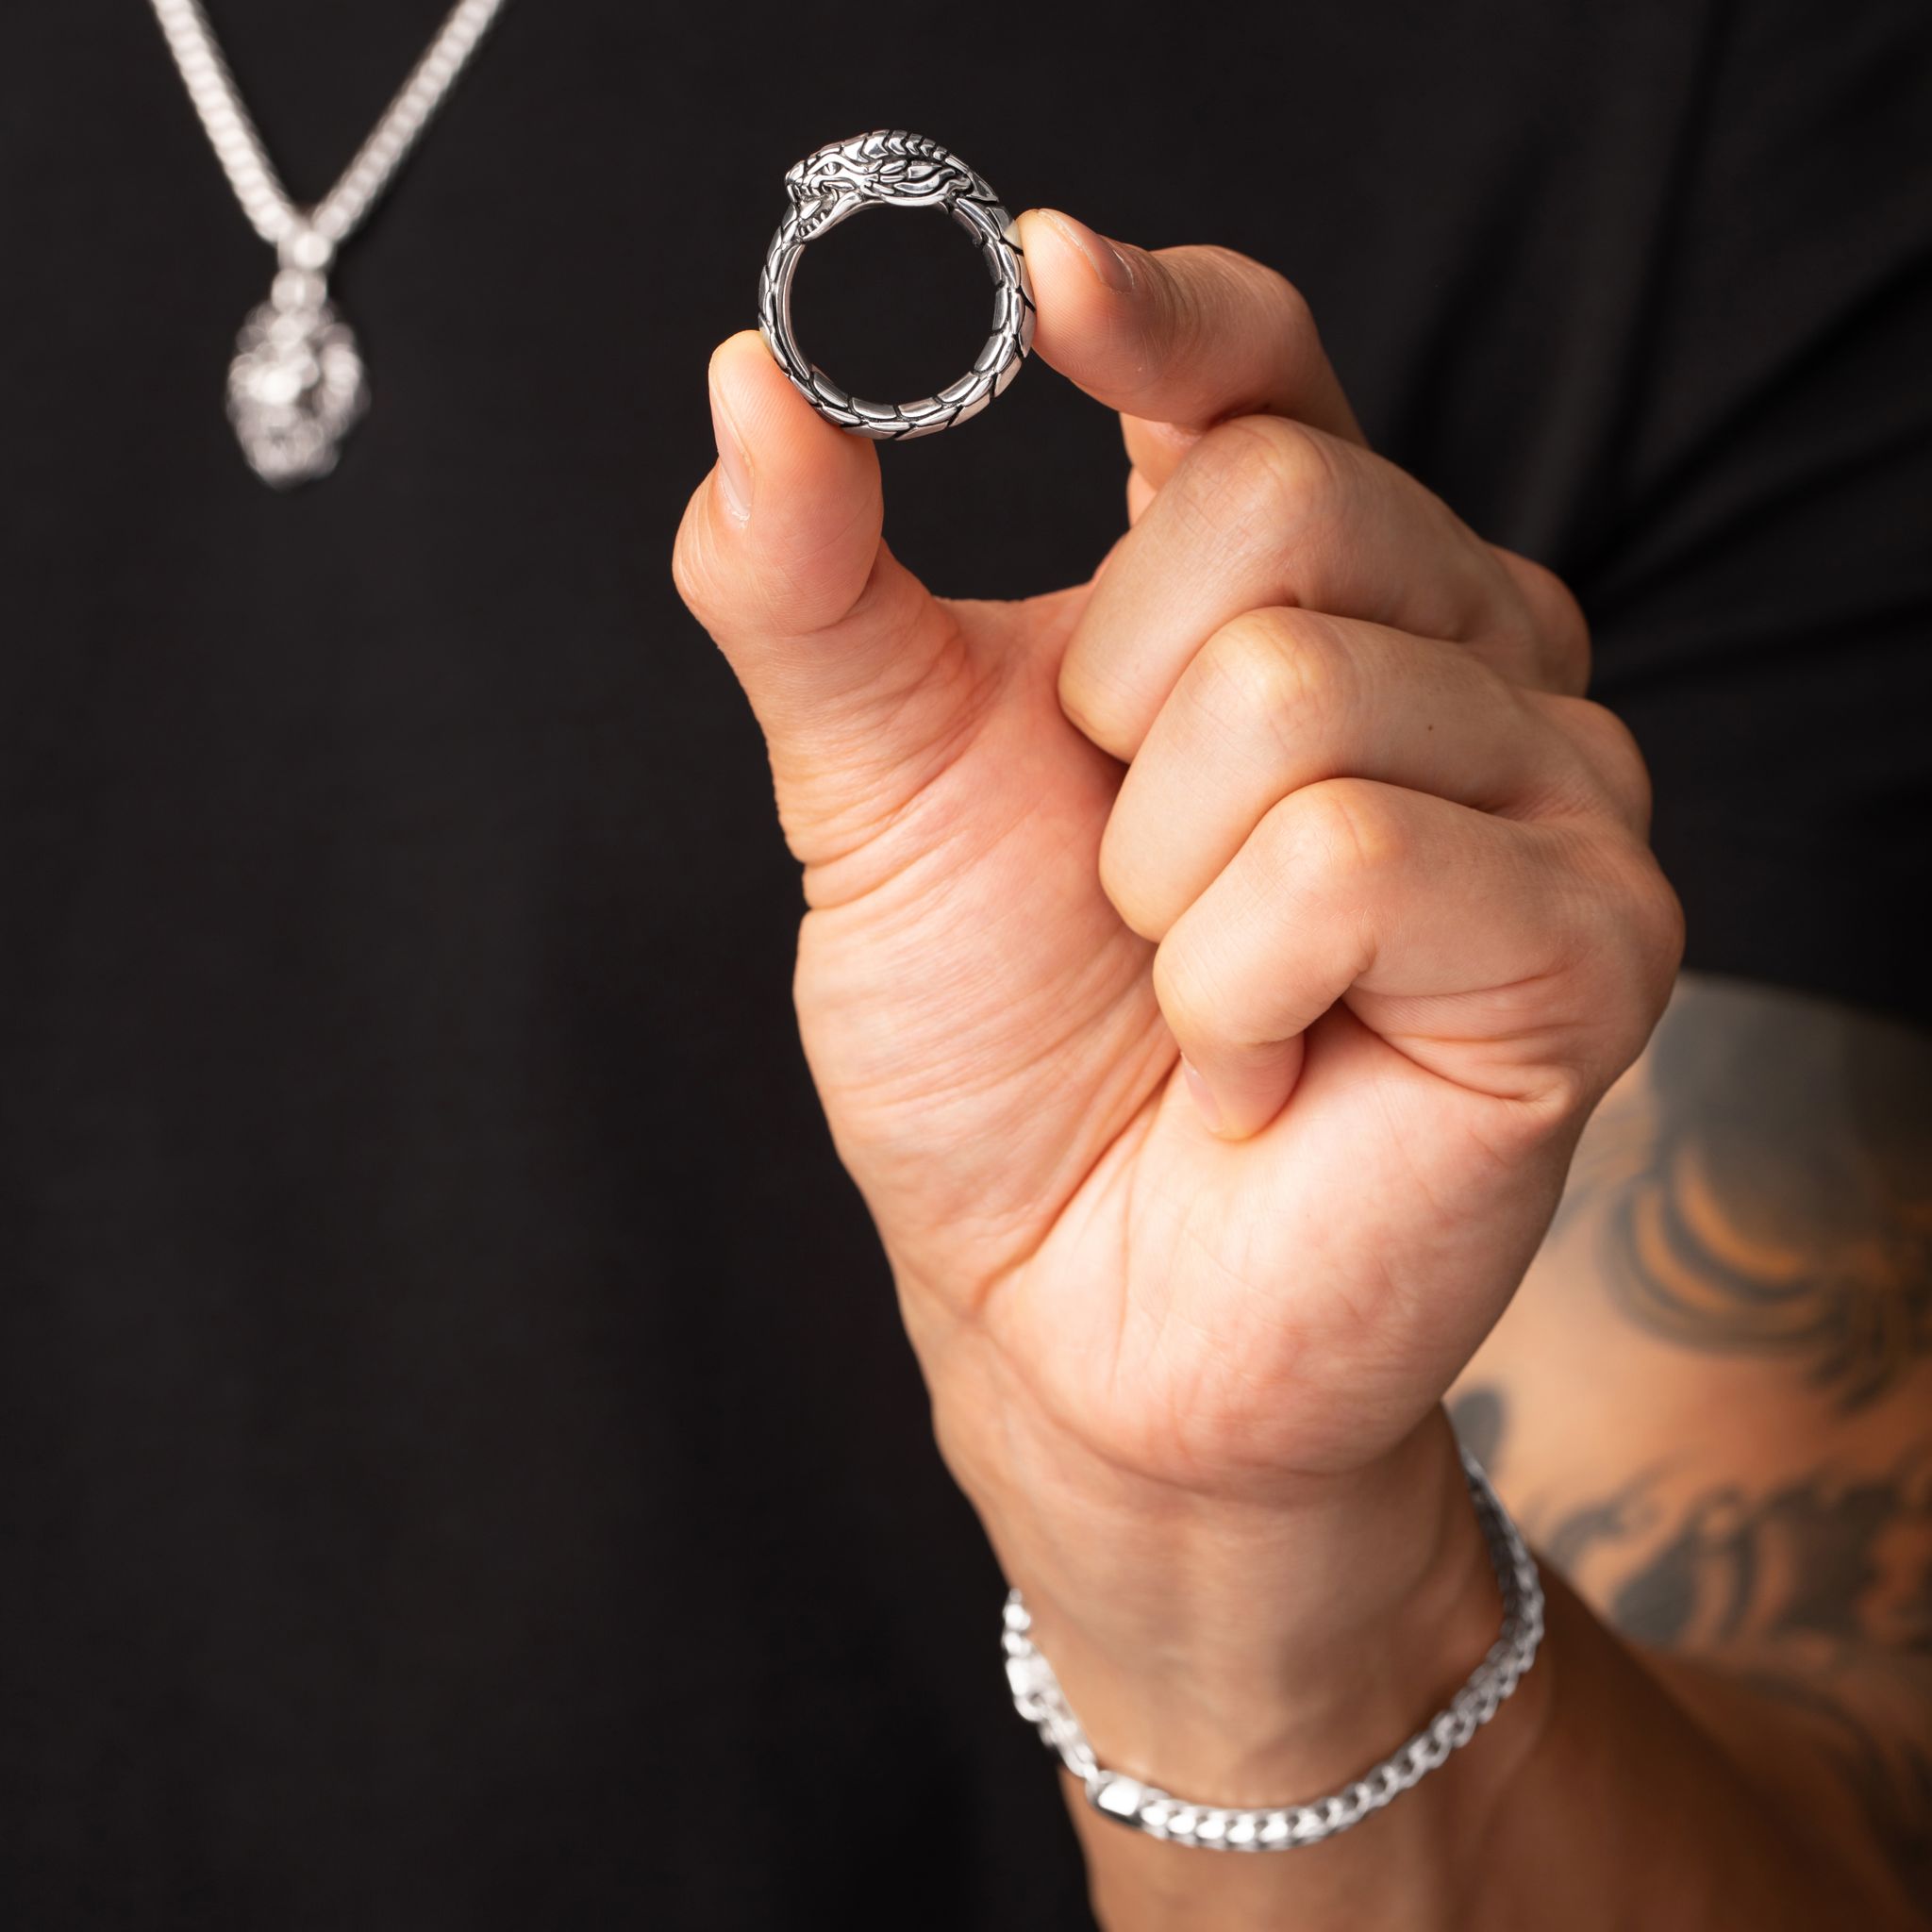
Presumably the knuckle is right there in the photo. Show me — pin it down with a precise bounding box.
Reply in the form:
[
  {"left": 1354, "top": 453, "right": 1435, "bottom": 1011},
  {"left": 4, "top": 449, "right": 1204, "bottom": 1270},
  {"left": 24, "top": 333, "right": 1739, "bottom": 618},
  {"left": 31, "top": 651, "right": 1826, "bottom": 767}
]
[
  {"left": 1277, "top": 778, "right": 1408, "bottom": 892},
  {"left": 1199, "top": 609, "right": 1353, "bottom": 750},
  {"left": 1636, "top": 860, "right": 1688, "bottom": 986},
  {"left": 1540, "top": 695, "right": 1656, "bottom": 829},
  {"left": 1586, "top": 838, "right": 1686, "bottom": 1016},
  {"left": 1185, "top": 414, "right": 1341, "bottom": 536},
  {"left": 1512, "top": 835, "right": 1684, "bottom": 1115}
]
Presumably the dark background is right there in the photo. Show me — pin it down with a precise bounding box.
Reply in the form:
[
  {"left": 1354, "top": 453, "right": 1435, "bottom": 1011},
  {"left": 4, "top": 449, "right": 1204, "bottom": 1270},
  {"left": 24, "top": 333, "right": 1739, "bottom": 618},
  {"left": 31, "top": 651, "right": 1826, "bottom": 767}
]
[{"left": 2, "top": 2, "right": 1928, "bottom": 1925}]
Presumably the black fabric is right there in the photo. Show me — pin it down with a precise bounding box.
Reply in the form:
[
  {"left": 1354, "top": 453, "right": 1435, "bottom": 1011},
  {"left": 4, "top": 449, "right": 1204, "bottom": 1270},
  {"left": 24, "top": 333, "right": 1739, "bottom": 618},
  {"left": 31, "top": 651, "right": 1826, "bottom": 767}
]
[{"left": 2, "top": 3, "right": 1927, "bottom": 1925}]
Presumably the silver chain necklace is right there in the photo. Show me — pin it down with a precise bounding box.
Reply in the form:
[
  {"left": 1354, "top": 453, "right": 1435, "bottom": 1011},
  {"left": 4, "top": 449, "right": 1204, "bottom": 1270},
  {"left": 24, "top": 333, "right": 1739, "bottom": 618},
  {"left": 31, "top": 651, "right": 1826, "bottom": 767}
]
[{"left": 148, "top": 0, "right": 510, "bottom": 487}]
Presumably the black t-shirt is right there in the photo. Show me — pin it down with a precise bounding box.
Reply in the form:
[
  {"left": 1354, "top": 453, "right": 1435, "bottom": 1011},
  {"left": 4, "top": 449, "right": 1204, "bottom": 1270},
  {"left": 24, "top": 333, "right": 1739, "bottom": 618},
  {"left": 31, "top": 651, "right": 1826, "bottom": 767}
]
[{"left": 3, "top": 4, "right": 1927, "bottom": 1926}]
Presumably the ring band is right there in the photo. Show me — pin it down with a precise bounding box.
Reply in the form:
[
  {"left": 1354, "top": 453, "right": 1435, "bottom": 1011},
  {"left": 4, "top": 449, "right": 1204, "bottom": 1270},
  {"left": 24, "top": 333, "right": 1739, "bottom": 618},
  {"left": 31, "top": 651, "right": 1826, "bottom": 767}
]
[{"left": 758, "top": 131, "right": 1035, "bottom": 441}]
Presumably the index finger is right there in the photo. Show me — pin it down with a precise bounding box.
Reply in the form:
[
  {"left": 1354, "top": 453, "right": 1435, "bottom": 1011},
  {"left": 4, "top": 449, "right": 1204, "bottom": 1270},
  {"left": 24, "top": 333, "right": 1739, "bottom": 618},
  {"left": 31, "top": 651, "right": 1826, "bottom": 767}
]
[{"left": 1014, "top": 209, "right": 1365, "bottom": 486}]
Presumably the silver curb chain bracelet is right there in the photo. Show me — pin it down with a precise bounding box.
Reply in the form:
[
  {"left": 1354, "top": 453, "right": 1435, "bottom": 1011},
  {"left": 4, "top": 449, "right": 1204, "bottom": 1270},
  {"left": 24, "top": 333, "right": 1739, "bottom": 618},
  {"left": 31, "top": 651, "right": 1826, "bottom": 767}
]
[{"left": 1002, "top": 1447, "right": 1544, "bottom": 1851}]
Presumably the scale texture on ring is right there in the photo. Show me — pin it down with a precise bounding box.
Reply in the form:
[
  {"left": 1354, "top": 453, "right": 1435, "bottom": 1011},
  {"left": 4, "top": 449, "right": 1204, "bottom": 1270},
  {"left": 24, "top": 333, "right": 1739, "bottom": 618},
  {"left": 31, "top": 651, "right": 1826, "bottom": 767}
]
[{"left": 758, "top": 131, "right": 1035, "bottom": 440}]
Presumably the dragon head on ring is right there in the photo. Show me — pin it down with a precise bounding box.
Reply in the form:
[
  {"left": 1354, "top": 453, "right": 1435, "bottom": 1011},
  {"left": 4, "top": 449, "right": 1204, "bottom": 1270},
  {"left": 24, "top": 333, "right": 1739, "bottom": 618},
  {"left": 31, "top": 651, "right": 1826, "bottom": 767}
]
[{"left": 784, "top": 130, "right": 995, "bottom": 240}]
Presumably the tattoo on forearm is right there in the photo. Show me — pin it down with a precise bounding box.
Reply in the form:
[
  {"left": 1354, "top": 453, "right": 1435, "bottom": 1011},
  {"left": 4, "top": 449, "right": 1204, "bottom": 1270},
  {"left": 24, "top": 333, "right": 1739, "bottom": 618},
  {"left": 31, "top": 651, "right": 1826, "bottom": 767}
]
[
  {"left": 1558, "top": 978, "right": 1932, "bottom": 1410},
  {"left": 1451, "top": 1384, "right": 1932, "bottom": 1893},
  {"left": 1539, "top": 1449, "right": 1932, "bottom": 1657}
]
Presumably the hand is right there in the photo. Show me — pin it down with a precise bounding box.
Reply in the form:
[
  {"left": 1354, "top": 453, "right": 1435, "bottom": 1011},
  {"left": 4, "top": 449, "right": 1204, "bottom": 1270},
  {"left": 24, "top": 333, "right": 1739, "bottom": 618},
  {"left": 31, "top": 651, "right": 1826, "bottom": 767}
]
[{"left": 674, "top": 212, "right": 1681, "bottom": 1781}]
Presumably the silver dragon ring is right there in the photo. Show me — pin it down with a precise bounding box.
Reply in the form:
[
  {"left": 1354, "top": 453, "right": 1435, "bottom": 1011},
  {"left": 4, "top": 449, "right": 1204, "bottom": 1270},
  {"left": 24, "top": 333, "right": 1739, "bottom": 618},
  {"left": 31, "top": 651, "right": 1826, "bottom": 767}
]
[{"left": 758, "top": 130, "right": 1035, "bottom": 440}]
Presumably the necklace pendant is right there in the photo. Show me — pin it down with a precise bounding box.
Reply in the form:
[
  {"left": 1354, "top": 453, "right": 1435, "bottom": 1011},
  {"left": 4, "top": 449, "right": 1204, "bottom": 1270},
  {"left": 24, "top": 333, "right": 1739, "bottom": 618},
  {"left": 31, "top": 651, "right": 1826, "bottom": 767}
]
[{"left": 226, "top": 262, "right": 368, "bottom": 488}]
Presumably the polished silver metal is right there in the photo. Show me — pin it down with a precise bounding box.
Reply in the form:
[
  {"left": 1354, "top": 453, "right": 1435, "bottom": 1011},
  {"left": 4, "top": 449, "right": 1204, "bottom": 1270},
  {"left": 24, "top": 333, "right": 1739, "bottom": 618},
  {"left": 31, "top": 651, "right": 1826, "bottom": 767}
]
[
  {"left": 1003, "top": 1447, "right": 1544, "bottom": 1851},
  {"left": 758, "top": 131, "right": 1035, "bottom": 441},
  {"left": 147, "top": 0, "right": 510, "bottom": 485}
]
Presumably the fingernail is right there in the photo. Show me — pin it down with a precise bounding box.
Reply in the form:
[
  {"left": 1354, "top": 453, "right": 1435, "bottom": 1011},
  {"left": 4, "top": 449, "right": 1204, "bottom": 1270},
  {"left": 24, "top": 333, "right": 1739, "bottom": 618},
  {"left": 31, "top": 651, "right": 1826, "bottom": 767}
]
[
  {"left": 1180, "top": 1058, "right": 1222, "bottom": 1133},
  {"left": 708, "top": 379, "right": 752, "bottom": 524},
  {"left": 1042, "top": 209, "right": 1136, "bottom": 294}
]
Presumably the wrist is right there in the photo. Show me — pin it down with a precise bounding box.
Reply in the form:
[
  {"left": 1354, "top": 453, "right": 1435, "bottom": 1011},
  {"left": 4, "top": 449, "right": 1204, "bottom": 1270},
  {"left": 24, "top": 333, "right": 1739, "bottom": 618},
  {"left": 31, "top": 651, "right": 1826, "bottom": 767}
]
[{"left": 941, "top": 1383, "right": 1543, "bottom": 1814}]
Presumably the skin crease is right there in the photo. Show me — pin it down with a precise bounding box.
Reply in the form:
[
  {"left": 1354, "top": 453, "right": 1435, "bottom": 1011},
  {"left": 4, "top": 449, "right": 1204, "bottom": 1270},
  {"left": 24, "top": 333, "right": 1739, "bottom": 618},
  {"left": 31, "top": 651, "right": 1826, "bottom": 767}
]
[{"left": 673, "top": 213, "right": 1919, "bottom": 1926}]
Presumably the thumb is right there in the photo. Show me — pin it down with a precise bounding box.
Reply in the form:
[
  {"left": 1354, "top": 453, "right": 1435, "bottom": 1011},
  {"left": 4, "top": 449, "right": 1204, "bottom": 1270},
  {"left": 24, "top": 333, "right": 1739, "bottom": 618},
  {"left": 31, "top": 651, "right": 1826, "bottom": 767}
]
[
  {"left": 1012, "top": 209, "right": 1365, "bottom": 490},
  {"left": 673, "top": 330, "right": 963, "bottom": 855}
]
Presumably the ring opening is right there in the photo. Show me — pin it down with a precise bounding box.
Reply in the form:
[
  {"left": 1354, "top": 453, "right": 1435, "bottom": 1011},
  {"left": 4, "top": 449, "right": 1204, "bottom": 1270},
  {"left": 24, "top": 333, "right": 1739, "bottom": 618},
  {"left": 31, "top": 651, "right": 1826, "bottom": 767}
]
[{"left": 787, "top": 202, "right": 997, "bottom": 408}]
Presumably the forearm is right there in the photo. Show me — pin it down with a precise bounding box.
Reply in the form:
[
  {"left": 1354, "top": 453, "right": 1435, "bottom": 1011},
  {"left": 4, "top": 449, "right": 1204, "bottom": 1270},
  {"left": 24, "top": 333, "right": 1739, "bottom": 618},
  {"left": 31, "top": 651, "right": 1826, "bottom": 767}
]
[{"left": 956, "top": 1400, "right": 1918, "bottom": 1931}]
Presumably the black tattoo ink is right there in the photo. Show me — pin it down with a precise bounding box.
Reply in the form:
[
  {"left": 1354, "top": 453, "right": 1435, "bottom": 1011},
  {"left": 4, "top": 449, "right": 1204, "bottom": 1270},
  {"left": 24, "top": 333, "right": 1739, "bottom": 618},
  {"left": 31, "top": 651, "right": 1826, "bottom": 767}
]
[
  {"left": 1485, "top": 1376, "right": 1932, "bottom": 1894},
  {"left": 1568, "top": 977, "right": 1932, "bottom": 1410}
]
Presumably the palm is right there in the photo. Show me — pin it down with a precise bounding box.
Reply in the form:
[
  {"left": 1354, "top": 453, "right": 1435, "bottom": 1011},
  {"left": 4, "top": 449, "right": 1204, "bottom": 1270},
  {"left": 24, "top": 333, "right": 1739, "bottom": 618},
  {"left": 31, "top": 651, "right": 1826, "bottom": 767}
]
[{"left": 791, "top": 585, "right": 1574, "bottom": 1490}]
